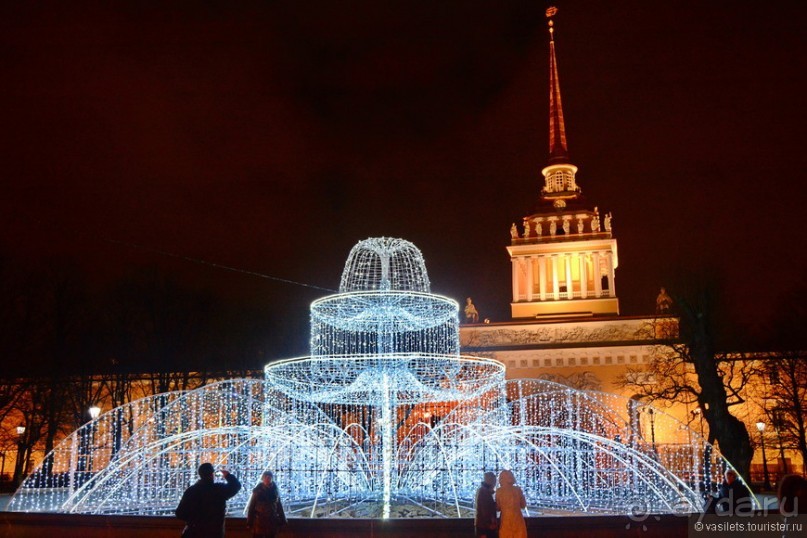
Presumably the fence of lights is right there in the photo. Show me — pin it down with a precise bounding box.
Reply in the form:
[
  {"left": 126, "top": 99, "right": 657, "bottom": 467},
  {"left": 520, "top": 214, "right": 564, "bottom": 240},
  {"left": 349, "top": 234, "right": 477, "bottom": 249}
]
[{"left": 9, "top": 238, "right": 754, "bottom": 518}]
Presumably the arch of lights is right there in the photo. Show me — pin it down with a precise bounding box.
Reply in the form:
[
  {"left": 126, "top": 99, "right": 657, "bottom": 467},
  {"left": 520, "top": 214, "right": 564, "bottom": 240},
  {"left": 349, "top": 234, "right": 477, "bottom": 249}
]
[{"left": 10, "top": 238, "right": 754, "bottom": 518}]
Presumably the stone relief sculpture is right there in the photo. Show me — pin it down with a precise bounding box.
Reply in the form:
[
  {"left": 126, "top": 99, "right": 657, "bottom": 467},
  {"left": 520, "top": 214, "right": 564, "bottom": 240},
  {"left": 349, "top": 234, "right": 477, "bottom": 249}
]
[
  {"left": 538, "top": 372, "right": 603, "bottom": 391},
  {"left": 461, "top": 323, "right": 648, "bottom": 347}
]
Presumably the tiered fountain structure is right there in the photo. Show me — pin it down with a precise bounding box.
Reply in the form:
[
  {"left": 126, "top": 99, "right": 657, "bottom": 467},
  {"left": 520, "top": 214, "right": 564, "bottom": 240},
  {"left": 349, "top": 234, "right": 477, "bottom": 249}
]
[{"left": 9, "top": 238, "right": 751, "bottom": 518}]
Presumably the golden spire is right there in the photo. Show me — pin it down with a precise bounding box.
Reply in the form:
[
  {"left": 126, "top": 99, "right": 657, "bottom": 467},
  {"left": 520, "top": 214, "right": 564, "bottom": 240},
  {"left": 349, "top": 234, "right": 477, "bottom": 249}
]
[{"left": 546, "top": 6, "right": 569, "bottom": 165}]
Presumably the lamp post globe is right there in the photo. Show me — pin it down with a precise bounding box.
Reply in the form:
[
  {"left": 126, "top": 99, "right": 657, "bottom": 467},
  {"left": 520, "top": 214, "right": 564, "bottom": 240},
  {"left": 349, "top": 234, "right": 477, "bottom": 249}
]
[
  {"left": 755, "top": 421, "right": 771, "bottom": 491},
  {"left": 13, "top": 424, "right": 26, "bottom": 487}
]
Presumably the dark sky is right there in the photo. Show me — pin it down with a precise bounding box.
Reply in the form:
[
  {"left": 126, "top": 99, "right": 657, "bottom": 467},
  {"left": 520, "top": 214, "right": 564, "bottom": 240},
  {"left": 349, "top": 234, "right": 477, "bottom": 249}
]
[{"left": 1, "top": 1, "right": 805, "bottom": 356}]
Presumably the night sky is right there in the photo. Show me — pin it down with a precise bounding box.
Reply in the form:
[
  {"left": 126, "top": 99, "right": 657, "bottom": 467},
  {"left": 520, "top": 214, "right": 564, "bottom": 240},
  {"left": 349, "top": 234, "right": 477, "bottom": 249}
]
[{"left": 1, "top": 1, "right": 805, "bottom": 358}]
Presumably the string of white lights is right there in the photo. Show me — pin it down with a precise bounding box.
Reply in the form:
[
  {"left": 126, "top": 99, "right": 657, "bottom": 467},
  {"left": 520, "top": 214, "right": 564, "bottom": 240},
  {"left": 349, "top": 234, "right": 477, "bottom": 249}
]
[{"left": 8, "top": 238, "right": 755, "bottom": 518}]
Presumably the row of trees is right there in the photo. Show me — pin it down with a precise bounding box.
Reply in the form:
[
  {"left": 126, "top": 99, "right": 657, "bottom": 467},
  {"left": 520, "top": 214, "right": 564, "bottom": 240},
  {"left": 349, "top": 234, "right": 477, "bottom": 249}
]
[{"left": 0, "top": 258, "right": 279, "bottom": 486}]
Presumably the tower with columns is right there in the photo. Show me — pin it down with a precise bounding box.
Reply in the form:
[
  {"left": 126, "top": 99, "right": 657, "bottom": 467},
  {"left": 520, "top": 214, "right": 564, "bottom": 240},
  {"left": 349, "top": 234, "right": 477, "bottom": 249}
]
[
  {"left": 460, "top": 7, "right": 793, "bottom": 479},
  {"left": 507, "top": 7, "right": 618, "bottom": 320}
]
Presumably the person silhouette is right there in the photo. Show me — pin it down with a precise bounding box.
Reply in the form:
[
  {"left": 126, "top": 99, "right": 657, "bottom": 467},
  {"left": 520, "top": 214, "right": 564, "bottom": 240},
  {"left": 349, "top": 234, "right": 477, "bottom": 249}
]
[
  {"left": 475, "top": 471, "right": 498, "bottom": 538},
  {"left": 496, "top": 470, "right": 526, "bottom": 538},
  {"left": 176, "top": 463, "right": 241, "bottom": 538},
  {"left": 246, "top": 471, "right": 286, "bottom": 538}
]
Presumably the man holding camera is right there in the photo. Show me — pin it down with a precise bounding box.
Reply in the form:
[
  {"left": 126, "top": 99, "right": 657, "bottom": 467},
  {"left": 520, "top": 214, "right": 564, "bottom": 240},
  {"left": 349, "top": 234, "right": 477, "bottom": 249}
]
[{"left": 176, "top": 463, "right": 242, "bottom": 538}]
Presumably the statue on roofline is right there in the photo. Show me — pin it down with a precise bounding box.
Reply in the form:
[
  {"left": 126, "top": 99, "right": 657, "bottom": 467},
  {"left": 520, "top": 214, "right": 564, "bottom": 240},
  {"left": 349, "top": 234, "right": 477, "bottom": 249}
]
[
  {"left": 656, "top": 287, "right": 673, "bottom": 314},
  {"left": 464, "top": 297, "right": 479, "bottom": 324}
]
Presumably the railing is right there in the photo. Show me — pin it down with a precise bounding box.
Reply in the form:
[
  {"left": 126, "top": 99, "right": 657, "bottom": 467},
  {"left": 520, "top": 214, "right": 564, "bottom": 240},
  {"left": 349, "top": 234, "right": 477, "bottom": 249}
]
[
  {"left": 516, "top": 290, "right": 613, "bottom": 302},
  {"left": 511, "top": 231, "right": 612, "bottom": 245}
]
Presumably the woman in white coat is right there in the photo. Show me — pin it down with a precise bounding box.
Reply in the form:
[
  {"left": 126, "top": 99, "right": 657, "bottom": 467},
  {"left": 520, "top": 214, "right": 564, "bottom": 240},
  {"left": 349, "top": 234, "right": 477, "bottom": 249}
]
[{"left": 496, "top": 470, "right": 527, "bottom": 538}]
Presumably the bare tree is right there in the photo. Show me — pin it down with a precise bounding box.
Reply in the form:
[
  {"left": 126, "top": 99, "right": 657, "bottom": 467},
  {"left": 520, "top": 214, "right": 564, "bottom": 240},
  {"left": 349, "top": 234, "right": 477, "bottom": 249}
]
[
  {"left": 759, "top": 285, "right": 807, "bottom": 475},
  {"left": 761, "top": 352, "right": 807, "bottom": 475},
  {"left": 619, "top": 284, "right": 755, "bottom": 480}
]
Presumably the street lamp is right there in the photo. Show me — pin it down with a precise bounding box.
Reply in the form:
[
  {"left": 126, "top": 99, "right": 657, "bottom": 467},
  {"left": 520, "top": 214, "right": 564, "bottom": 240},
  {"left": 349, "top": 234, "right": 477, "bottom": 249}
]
[
  {"left": 14, "top": 424, "right": 26, "bottom": 487},
  {"left": 643, "top": 407, "right": 657, "bottom": 455},
  {"left": 691, "top": 408, "right": 704, "bottom": 439},
  {"left": 87, "top": 406, "right": 101, "bottom": 473},
  {"left": 755, "top": 421, "right": 772, "bottom": 491}
]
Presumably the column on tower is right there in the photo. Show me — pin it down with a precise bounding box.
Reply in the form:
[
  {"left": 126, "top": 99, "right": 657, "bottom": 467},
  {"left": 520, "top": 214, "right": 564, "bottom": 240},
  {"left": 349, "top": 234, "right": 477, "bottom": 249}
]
[
  {"left": 511, "top": 258, "right": 520, "bottom": 302},
  {"left": 579, "top": 252, "right": 588, "bottom": 298},
  {"left": 593, "top": 251, "right": 602, "bottom": 298},
  {"left": 525, "top": 256, "right": 534, "bottom": 302},
  {"left": 538, "top": 255, "right": 547, "bottom": 301},
  {"left": 606, "top": 251, "right": 616, "bottom": 297},
  {"left": 564, "top": 254, "right": 573, "bottom": 299},
  {"left": 551, "top": 255, "right": 560, "bottom": 300}
]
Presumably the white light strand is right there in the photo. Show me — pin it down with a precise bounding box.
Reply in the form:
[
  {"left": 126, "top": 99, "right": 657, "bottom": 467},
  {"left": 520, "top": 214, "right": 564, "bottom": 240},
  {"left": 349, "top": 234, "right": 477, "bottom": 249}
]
[{"left": 8, "top": 238, "right": 754, "bottom": 518}]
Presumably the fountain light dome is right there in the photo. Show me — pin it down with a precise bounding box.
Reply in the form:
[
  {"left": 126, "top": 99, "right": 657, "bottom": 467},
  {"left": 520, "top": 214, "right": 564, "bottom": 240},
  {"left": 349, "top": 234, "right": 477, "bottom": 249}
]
[{"left": 339, "top": 237, "right": 431, "bottom": 293}]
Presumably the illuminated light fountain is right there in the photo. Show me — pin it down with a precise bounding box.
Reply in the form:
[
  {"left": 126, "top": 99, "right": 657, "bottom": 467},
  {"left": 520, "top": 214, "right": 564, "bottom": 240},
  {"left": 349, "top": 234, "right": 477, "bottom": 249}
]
[{"left": 9, "top": 238, "right": 753, "bottom": 517}]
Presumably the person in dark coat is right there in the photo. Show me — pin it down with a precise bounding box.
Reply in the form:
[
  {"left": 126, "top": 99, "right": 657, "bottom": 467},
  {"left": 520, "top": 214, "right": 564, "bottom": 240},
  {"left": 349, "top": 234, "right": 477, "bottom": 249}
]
[
  {"left": 176, "top": 463, "right": 242, "bottom": 538},
  {"left": 778, "top": 474, "right": 807, "bottom": 515},
  {"left": 246, "top": 471, "right": 286, "bottom": 538},
  {"left": 714, "top": 469, "right": 753, "bottom": 515},
  {"left": 474, "top": 471, "right": 498, "bottom": 538}
]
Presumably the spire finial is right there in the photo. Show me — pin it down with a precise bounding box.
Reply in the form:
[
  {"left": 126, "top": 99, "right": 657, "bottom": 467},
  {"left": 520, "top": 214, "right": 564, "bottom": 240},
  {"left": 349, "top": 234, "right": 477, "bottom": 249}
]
[
  {"left": 546, "top": 5, "right": 569, "bottom": 165},
  {"left": 546, "top": 6, "right": 557, "bottom": 41}
]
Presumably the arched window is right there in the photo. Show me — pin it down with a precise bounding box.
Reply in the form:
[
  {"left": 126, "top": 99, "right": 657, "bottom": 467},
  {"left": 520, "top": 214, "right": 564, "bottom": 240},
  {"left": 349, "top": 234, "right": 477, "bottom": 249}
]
[{"left": 552, "top": 171, "right": 565, "bottom": 191}]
